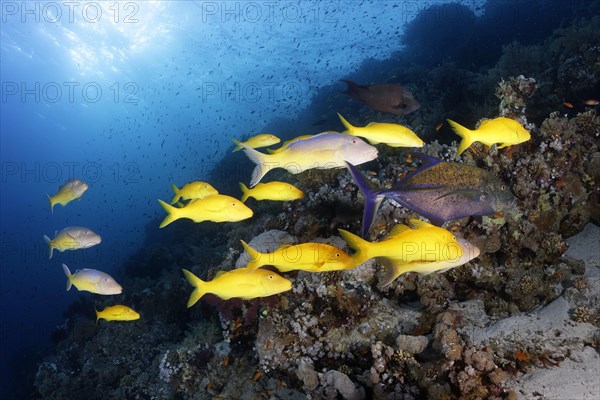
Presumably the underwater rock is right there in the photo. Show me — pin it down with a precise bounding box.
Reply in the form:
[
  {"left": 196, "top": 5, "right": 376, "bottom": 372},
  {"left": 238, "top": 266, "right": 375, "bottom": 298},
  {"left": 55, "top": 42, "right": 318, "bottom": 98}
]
[
  {"left": 322, "top": 370, "right": 365, "bottom": 400},
  {"left": 395, "top": 334, "right": 428, "bottom": 355},
  {"left": 297, "top": 359, "right": 319, "bottom": 391},
  {"left": 235, "top": 229, "right": 295, "bottom": 268}
]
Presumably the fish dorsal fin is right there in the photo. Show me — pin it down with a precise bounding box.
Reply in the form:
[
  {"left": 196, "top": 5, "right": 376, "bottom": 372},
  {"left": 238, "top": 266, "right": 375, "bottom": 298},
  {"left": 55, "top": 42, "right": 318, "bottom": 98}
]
[
  {"left": 366, "top": 122, "right": 378, "bottom": 127},
  {"left": 387, "top": 224, "right": 412, "bottom": 238},
  {"left": 276, "top": 244, "right": 293, "bottom": 251},
  {"left": 409, "top": 219, "right": 434, "bottom": 229},
  {"left": 412, "top": 153, "right": 440, "bottom": 169},
  {"left": 214, "top": 271, "right": 227, "bottom": 279},
  {"left": 478, "top": 119, "right": 493, "bottom": 128},
  {"left": 395, "top": 153, "right": 441, "bottom": 186}
]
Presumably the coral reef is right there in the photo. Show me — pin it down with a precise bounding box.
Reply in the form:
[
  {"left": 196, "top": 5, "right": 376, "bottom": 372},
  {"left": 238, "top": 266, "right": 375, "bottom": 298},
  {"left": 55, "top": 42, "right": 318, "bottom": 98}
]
[{"left": 32, "top": 13, "right": 600, "bottom": 400}]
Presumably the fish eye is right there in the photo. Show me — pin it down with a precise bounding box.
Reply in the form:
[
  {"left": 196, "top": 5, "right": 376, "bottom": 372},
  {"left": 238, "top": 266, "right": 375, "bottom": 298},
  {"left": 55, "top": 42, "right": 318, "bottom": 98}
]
[
  {"left": 500, "top": 184, "right": 506, "bottom": 191},
  {"left": 351, "top": 139, "right": 357, "bottom": 144},
  {"left": 335, "top": 253, "right": 340, "bottom": 258}
]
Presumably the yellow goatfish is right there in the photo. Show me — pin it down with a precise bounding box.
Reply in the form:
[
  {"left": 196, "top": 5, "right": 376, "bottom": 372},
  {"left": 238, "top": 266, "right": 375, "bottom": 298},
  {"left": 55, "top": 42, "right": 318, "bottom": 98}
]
[
  {"left": 241, "top": 131, "right": 378, "bottom": 187},
  {"left": 158, "top": 195, "right": 253, "bottom": 228},
  {"left": 62, "top": 264, "right": 122, "bottom": 295},
  {"left": 266, "top": 135, "right": 313, "bottom": 154},
  {"left": 378, "top": 238, "right": 480, "bottom": 287},
  {"left": 232, "top": 134, "right": 280, "bottom": 152},
  {"left": 182, "top": 267, "right": 292, "bottom": 306},
  {"left": 338, "top": 113, "right": 424, "bottom": 148},
  {"left": 47, "top": 179, "right": 88, "bottom": 213},
  {"left": 338, "top": 219, "right": 462, "bottom": 266},
  {"left": 43, "top": 227, "right": 102, "bottom": 259},
  {"left": 241, "top": 240, "right": 355, "bottom": 273},
  {"left": 96, "top": 305, "right": 140, "bottom": 323},
  {"left": 447, "top": 117, "right": 531, "bottom": 156},
  {"left": 239, "top": 182, "right": 304, "bottom": 202},
  {"left": 170, "top": 181, "right": 218, "bottom": 204}
]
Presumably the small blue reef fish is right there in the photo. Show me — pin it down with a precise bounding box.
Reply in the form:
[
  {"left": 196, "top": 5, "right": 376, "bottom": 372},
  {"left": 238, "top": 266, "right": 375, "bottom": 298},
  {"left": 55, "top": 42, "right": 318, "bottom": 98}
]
[{"left": 346, "top": 153, "right": 516, "bottom": 236}]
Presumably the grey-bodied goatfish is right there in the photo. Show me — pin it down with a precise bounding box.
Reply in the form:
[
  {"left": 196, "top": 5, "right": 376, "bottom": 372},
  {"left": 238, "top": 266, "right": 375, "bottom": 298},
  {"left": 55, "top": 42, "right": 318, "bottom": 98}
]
[
  {"left": 62, "top": 264, "right": 122, "bottom": 295},
  {"left": 240, "top": 131, "right": 378, "bottom": 187}
]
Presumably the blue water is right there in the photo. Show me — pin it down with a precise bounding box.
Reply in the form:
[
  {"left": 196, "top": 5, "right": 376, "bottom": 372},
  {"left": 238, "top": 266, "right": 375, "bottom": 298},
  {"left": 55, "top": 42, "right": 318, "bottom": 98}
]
[
  {"left": 0, "top": 0, "right": 594, "bottom": 396},
  {"left": 0, "top": 0, "right": 454, "bottom": 394}
]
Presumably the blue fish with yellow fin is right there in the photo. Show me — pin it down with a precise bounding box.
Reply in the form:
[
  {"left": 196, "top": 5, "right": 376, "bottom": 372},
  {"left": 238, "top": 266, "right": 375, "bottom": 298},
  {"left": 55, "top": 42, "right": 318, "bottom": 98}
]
[{"left": 346, "top": 153, "right": 515, "bottom": 236}]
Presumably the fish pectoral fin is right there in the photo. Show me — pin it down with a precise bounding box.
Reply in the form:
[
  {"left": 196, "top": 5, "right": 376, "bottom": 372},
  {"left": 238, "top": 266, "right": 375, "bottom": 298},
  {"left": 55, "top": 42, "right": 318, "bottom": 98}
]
[
  {"left": 436, "top": 189, "right": 486, "bottom": 202},
  {"left": 378, "top": 258, "right": 407, "bottom": 288},
  {"left": 391, "top": 102, "right": 407, "bottom": 110}
]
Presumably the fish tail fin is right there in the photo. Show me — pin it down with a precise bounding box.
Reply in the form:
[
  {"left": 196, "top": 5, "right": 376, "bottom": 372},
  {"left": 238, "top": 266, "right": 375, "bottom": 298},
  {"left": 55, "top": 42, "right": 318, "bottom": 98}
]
[
  {"left": 43, "top": 235, "right": 54, "bottom": 259},
  {"left": 337, "top": 113, "right": 355, "bottom": 135},
  {"left": 447, "top": 119, "right": 474, "bottom": 156},
  {"left": 338, "top": 229, "right": 370, "bottom": 265},
  {"left": 182, "top": 269, "right": 208, "bottom": 308},
  {"left": 240, "top": 144, "right": 271, "bottom": 187},
  {"left": 169, "top": 183, "right": 180, "bottom": 204},
  {"left": 239, "top": 182, "right": 250, "bottom": 203},
  {"left": 62, "top": 264, "right": 73, "bottom": 291},
  {"left": 240, "top": 240, "right": 264, "bottom": 271},
  {"left": 47, "top": 194, "right": 55, "bottom": 213},
  {"left": 379, "top": 258, "right": 410, "bottom": 288},
  {"left": 232, "top": 139, "right": 244, "bottom": 152},
  {"left": 345, "top": 162, "right": 384, "bottom": 237},
  {"left": 158, "top": 199, "right": 179, "bottom": 228}
]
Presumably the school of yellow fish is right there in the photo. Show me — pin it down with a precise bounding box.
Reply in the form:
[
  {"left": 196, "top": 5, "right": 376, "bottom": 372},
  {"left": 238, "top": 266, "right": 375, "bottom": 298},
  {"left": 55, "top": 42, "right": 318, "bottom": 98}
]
[{"left": 44, "top": 114, "right": 531, "bottom": 320}]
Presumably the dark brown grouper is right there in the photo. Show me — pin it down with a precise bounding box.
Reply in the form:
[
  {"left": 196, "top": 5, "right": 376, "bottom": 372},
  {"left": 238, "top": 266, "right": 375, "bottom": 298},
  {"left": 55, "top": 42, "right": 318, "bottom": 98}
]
[
  {"left": 346, "top": 153, "right": 516, "bottom": 237},
  {"left": 340, "top": 80, "right": 420, "bottom": 116}
]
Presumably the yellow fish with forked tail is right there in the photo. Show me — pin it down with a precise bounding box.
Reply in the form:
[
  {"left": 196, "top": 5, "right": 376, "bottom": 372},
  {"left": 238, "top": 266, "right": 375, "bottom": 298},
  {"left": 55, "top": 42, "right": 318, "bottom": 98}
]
[
  {"left": 232, "top": 134, "right": 280, "bottom": 152},
  {"left": 47, "top": 179, "right": 88, "bottom": 213},
  {"left": 447, "top": 117, "right": 530, "bottom": 156},
  {"left": 338, "top": 113, "right": 424, "bottom": 148},
  {"left": 241, "top": 240, "right": 355, "bottom": 273},
  {"left": 377, "top": 238, "right": 480, "bottom": 287},
  {"left": 158, "top": 194, "right": 252, "bottom": 228},
  {"left": 96, "top": 305, "right": 140, "bottom": 324},
  {"left": 338, "top": 219, "right": 462, "bottom": 267},
  {"left": 170, "top": 181, "right": 218, "bottom": 204},
  {"left": 239, "top": 182, "right": 304, "bottom": 202},
  {"left": 182, "top": 267, "right": 291, "bottom": 306}
]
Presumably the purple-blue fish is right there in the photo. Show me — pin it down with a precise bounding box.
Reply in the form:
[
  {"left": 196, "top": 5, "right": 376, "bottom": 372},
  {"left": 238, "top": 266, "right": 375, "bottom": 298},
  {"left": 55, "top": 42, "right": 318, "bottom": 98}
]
[{"left": 346, "top": 153, "right": 516, "bottom": 237}]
